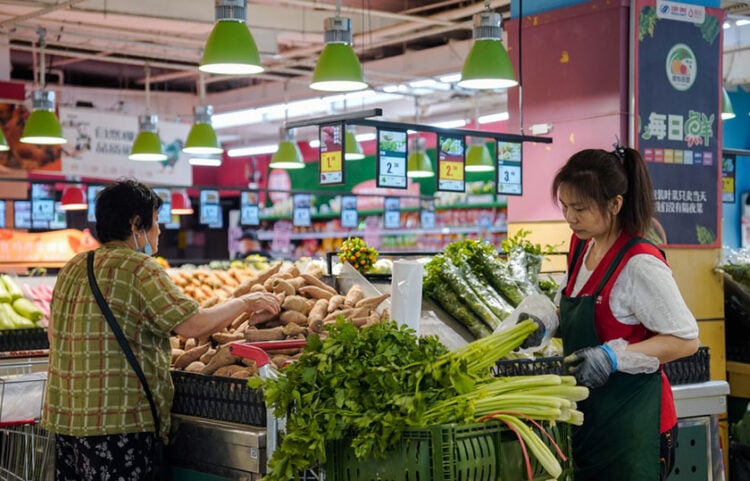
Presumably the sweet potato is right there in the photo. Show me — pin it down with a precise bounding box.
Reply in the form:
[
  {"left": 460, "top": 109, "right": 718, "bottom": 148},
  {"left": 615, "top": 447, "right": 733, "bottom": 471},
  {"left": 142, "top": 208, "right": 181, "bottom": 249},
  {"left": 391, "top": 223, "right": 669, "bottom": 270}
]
[
  {"left": 171, "top": 348, "right": 185, "bottom": 364},
  {"left": 201, "top": 344, "right": 239, "bottom": 375},
  {"left": 280, "top": 310, "right": 308, "bottom": 326},
  {"left": 214, "top": 364, "right": 248, "bottom": 378},
  {"left": 344, "top": 284, "right": 364, "bottom": 307},
  {"left": 327, "top": 295, "right": 346, "bottom": 312},
  {"left": 230, "top": 312, "right": 250, "bottom": 330},
  {"left": 212, "top": 331, "right": 245, "bottom": 344},
  {"left": 200, "top": 348, "right": 216, "bottom": 364},
  {"left": 308, "top": 299, "right": 329, "bottom": 324},
  {"left": 282, "top": 295, "right": 312, "bottom": 315},
  {"left": 244, "top": 326, "right": 285, "bottom": 342},
  {"left": 169, "top": 337, "right": 181, "bottom": 349},
  {"left": 174, "top": 343, "right": 210, "bottom": 370},
  {"left": 271, "top": 279, "right": 296, "bottom": 297},
  {"left": 300, "top": 274, "right": 337, "bottom": 296},
  {"left": 298, "top": 285, "right": 334, "bottom": 300},
  {"left": 288, "top": 276, "right": 306, "bottom": 289},
  {"left": 355, "top": 293, "right": 390, "bottom": 309},
  {"left": 231, "top": 367, "right": 255, "bottom": 379},
  {"left": 183, "top": 337, "right": 197, "bottom": 351},
  {"left": 282, "top": 322, "right": 307, "bottom": 337},
  {"left": 185, "top": 361, "right": 206, "bottom": 373}
]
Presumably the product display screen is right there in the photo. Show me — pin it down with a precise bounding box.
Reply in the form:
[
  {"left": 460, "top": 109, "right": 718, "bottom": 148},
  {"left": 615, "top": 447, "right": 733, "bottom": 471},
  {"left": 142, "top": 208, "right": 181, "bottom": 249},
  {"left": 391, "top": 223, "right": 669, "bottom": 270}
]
[
  {"left": 200, "top": 189, "right": 222, "bottom": 227},
  {"left": 319, "top": 123, "right": 344, "bottom": 185},
  {"left": 240, "top": 191, "right": 260, "bottom": 226},
  {"left": 31, "top": 183, "right": 55, "bottom": 223},
  {"left": 153, "top": 188, "right": 180, "bottom": 229},
  {"left": 14, "top": 201, "right": 32, "bottom": 229},
  {"left": 496, "top": 141, "right": 523, "bottom": 195},
  {"left": 87, "top": 185, "right": 105, "bottom": 222},
  {"left": 383, "top": 196, "right": 401, "bottom": 229},
  {"left": 340, "top": 195, "right": 358, "bottom": 229},
  {"left": 49, "top": 202, "right": 67, "bottom": 230},
  {"left": 420, "top": 198, "right": 435, "bottom": 229},
  {"left": 436, "top": 134, "right": 465, "bottom": 192},
  {"left": 0, "top": 202, "right": 5, "bottom": 229},
  {"left": 293, "top": 194, "right": 311, "bottom": 227},
  {"left": 376, "top": 129, "right": 408, "bottom": 189}
]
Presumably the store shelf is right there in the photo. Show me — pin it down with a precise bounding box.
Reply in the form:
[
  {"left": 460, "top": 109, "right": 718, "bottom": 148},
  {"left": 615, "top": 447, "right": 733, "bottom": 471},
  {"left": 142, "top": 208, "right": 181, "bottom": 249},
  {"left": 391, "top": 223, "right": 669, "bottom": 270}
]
[{"left": 256, "top": 225, "right": 507, "bottom": 241}]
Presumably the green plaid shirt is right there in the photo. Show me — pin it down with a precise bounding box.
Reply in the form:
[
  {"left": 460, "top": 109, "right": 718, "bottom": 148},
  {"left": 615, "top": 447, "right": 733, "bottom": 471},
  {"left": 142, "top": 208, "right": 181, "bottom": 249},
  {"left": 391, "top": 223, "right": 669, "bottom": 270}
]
[{"left": 42, "top": 246, "right": 198, "bottom": 439}]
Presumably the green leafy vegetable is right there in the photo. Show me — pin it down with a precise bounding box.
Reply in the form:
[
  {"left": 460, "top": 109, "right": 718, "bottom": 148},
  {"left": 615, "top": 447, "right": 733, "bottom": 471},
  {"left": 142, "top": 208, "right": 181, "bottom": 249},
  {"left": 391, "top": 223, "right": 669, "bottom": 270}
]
[{"left": 639, "top": 6, "right": 658, "bottom": 41}]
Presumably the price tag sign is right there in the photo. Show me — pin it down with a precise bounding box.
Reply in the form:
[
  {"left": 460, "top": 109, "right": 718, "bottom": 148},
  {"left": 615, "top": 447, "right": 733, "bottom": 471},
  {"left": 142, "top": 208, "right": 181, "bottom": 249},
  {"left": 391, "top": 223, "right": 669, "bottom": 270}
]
[
  {"left": 200, "top": 189, "right": 222, "bottom": 227},
  {"left": 293, "top": 194, "right": 312, "bottom": 227},
  {"left": 319, "top": 123, "right": 344, "bottom": 185},
  {"left": 496, "top": 141, "right": 523, "bottom": 195},
  {"left": 0, "top": 202, "right": 4, "bottom": 229},
  {"left": 49, "top": 202, "right": 68, "bottom": 230},
  {"left": 383, "top": 196, "right": 401, "bottom": 229},
  {"left": 340, "top": 195, "right": 358, "bottom": 229},
  {"left": 87, "top": 185, "right": 105, "bottom": 223},
  {"left": 420, "top": 198, "right": 435, "bottom": 229},
  {"left": 31, "top": 183, "right": 55, "bottom": 223},
  {"left": 14, "top": 201, "right": 31, "bottom": 229},
  {"left": 722, "top": 154, "right": 735, "bottom": 203},
  {"left": 376, "top": 128, "right": 408, "bottom": 189},
  {"left": 240, "top": 191, "right": 260, "bottom": 226},
  {"left": 437, "top": 134, "right": 465, "bottom": 192}
]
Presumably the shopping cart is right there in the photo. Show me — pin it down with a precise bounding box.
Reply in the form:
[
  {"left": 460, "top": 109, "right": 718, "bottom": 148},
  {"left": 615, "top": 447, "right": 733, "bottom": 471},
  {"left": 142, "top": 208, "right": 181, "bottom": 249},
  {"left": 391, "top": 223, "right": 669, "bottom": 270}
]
[{"left": 0, "top": 360, "right": 53, "bottom": 481}]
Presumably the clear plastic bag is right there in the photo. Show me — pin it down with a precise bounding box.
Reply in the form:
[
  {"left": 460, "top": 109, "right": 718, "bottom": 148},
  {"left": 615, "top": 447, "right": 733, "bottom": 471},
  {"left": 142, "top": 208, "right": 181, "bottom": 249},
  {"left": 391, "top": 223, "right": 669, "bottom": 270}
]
[{"left": 494, "top": 293, "right": 559, "bottom": 354}]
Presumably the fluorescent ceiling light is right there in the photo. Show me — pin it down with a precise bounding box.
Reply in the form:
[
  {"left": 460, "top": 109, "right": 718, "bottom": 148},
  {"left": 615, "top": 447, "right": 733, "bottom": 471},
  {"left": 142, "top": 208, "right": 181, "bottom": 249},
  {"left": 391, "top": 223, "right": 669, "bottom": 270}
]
[
  {"left": 737, "top": 19, "right": 750, "bottom": 26},
  {"left": 478, "top": 112, "right": 510, "bottom": 124},
  {"left": 212, "top": 109, "right": 263, "bottom": 129},
  {"left": 429, "top": 119, "right": 467, "bottom": 129},
  {"left": 355, "top": 132, "right": 376, "bottom": 142},
  {"left": 189, "top": 155, "right": 223, "bottom": 166},
  {"left": 227, "top": 144, "right": 278, "bottom": 157}
]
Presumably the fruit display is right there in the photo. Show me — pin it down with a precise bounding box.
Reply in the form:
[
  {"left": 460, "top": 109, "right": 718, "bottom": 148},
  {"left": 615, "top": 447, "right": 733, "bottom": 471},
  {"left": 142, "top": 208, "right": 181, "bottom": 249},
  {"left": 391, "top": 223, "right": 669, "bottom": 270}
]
[
  {"left": 0, "top": 274, "right": 50, "bottom": 329},
  {"left": 169, "top": 261, "right": 390, "bottom": 378},
  {"left": 338, "top": 237, "right": 378, "bottom": 274}
]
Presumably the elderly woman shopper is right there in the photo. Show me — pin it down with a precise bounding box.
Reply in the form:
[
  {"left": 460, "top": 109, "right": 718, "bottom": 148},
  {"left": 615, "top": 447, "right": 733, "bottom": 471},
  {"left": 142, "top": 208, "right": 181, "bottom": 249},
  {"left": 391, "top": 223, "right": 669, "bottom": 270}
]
[{"left": 42, "top": 179, "right": 280, "bottom": 481}]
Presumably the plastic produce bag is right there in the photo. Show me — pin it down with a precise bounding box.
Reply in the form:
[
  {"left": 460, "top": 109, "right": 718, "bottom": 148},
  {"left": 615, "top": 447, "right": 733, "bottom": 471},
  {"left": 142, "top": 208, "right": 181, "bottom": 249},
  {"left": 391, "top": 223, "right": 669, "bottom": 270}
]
[
  {"left": 0, "top": 372, "right": 47, "bottom": 422},
  {"left": 494, "top": 294, "right": 558, "bottom": 354}
]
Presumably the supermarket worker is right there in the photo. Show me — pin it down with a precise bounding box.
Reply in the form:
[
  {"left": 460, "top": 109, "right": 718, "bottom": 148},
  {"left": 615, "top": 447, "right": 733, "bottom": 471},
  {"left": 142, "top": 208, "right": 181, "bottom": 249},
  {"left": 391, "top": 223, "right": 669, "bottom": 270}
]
[
  {"left": 549, "top": 145, "right": 700, "bottom": 480},
  {"left": 42, "top": 179, "right": 280, "bottom": 481}
]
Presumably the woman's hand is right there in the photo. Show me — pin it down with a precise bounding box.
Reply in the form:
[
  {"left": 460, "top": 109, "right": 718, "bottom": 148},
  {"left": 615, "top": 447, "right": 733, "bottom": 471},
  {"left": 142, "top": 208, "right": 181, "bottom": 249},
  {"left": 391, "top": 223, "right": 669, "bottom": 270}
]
[{"left": 240, "top": 291, "right": 281, "bottom": 317}]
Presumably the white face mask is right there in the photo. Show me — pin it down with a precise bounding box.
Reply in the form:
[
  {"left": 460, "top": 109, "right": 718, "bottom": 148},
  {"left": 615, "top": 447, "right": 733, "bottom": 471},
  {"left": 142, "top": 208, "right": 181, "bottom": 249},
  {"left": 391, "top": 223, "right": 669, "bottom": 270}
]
[{"left": 132, "top": 230, "right": 153, "bottom": 256}]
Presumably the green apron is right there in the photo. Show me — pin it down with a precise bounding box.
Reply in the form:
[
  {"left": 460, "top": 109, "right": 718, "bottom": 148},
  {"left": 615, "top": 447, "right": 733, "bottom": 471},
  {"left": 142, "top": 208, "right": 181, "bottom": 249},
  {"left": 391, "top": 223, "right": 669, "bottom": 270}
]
[{"left": 559, "top": 238, "right": 662, "bottom": 481}]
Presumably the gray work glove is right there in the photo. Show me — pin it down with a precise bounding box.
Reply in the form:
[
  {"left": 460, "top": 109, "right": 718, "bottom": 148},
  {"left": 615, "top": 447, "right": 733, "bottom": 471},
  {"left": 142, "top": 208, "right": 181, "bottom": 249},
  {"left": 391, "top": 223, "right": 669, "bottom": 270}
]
[{"left": 564, "top": 346, "right": 615, "bottom": 389}]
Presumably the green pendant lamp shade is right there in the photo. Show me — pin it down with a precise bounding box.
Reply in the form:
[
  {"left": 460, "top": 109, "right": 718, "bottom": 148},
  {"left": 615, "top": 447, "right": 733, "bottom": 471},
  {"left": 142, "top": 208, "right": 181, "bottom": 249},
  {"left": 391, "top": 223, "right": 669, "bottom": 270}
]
[
  {"left": 269, "top": 139, "right": 305, "bottom": 169},
  {"left": 130, "top": 115, "right": 168, "bottom": 162},
  {"left": 0, "top": 126, "right": 9, "bottom": 152},
  {"left": 184, "top": 105, "right": 223, "bottom": 155},
  {"left": 457, "top": 11, "right": 517, "bottom": 90},
  {"left": 310, "top": 17, "right": 367, "bottom": 92},
  {"left": 200, "top": 0, "right": 263, "bottom": 75},
  {"left": 465, "top": 140, "right": 494, "bottom": 172},
  {"left": 407, "top": 138, "right": 434, "bottom": 178},
  {"left": 20, "top": 90, "right": 67, "bottom": 145},
  {"left": 344, "top": 129, "right": 365, "bottom": 160},
  {"left": 722, "top": 87, "right": 736, "bottom": 120}
]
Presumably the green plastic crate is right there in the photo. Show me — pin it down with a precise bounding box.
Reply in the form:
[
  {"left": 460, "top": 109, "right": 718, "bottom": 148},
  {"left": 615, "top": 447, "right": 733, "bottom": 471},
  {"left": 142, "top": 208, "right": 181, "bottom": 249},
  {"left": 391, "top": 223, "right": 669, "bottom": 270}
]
[
  {"left": 499, "top": 421, "right": 573, "bottom": 481},
  {"left": 325, "top": 422, "right": 504, "bottom": 481},
  {"left": 324, "top": 421, "right": 572, "bottom": 481}
]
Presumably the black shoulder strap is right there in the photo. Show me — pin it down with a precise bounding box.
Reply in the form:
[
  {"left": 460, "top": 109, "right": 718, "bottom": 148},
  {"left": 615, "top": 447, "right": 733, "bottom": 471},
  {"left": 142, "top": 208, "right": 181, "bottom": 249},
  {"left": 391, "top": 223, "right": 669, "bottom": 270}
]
[{"left": 86, "top": 250, "right": 160, "bottom": 435}]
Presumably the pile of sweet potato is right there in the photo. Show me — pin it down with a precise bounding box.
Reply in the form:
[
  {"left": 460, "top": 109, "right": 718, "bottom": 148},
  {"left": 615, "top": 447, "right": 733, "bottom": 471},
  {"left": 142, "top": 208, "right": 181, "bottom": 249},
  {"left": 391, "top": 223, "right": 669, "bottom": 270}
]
[{"left": 170, "top": 261, "right": 390, "bottom": 378}]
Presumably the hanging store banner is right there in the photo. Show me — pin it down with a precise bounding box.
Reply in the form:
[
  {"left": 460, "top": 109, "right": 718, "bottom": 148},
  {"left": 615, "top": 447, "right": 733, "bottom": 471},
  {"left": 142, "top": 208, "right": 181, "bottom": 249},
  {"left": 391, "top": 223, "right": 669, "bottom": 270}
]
[
  {"left": 58, "top": 107, "right": 192, "bottom": 186},
  {"left": 633, "top": 0, "right": 723, "bottom": 247}
]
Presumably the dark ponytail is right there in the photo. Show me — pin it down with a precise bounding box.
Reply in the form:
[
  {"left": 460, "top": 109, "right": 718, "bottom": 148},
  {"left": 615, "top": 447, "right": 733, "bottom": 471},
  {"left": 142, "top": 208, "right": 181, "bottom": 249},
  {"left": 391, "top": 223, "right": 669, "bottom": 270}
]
[{"left": 552, "top": 147, "right": 656, "bottom": 236}]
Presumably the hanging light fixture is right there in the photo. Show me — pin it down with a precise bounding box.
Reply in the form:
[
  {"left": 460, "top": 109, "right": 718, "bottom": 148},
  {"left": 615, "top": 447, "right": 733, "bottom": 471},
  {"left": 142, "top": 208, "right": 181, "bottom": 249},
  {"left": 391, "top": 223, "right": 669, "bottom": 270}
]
[
  {"left": 466, "top": 137, "right": 494, "bottom": 172},
  {"left": 310, "top": 0, "right": 367, "bottom": 92},
  {"left": 457, "top": 1, "right": 517, "bottom": 90},
  {"left": 200, "top": 0, "right": 263, "bottom": 75},
  {"left": 0, "top": 127, "right": 9, "bottom": 152},
  {"left": 60, "top": 184, "right": 87, "bottom": 211},
  {"left": 171, "top": 189, "right": 194, "bottom": 215},
  {"left": 21, "top": 28, "right": 67, "bottom": 145},
  {"left": 270, "top": 127, "right": 305, "bottom": 169},
  {"left": 184, "top": 74, "right": 223, "bottom": 155},
  {"left": 344, "top": 127, "right": 365, "bottom": 160},
  {"left": 129, "top": 64, "right": 168, "bottom": 162},
  {"left": 722, "top": 87, "right": 736, "bottom": 120},
  {"left": 407, "top": 137, "right": 434, "bottom": 178},
  {"left": 188, "top": 154, "right": 223, "bottom": 167}
]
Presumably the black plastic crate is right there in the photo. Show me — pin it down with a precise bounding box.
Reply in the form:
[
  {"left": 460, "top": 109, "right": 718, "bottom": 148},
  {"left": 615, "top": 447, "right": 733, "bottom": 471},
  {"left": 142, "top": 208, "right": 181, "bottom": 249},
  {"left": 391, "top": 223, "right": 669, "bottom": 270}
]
[
  {"left": 0, "top": 327, "right": 49, "bottom": 352},
  {"left": 170, "top": 370, "right": 266, "bottom": 426},
  {"left": 664, "top": 346, "right": 710, "bottom": 385},
  {"left": 493, "top": 347, "right": 709, "bottom": 386}
]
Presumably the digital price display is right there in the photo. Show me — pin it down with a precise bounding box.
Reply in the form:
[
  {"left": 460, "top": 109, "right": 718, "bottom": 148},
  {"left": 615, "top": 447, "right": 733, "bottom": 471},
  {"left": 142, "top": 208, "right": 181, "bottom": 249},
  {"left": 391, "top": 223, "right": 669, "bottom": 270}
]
[
  {"left": 319, "top": 123, "right": 344, "bottom": 185},
  {"left": 200, "top": 189, "right": 222, "bottom": 227},
  {"left": 420, "top": 198, "right": 435, "bottom": 230},
  {"left": 240, "top": 191, "right": 260, "bottom": 226},
  {"left": 87, "top": 185, "right": 105, "bottom": 222},
  {"left": 496, "top": 141, "right": 523, "bottom": 195},
  {"left": 0, "top": 202, "right": 5, "bottom": 229},
  {"left": 293, "top": 194, "right": 311, "bottom": 227},
  {"left": 376, "top": 129, "right": 407, "bottom": 189},
  {"left": 14, "top": 201, "right": 32, "bottom": 229},
  {"left": 340, "top": 195, "right": 358, "bottom": 229},
  {"left": 31, "top": 183, "right": 55, "bottom": 222},
  {"left": 383, "top": 197, "right": 401, "bottom": 229},
  {"left": 437, "top": 134, "right": 465, "bottom": 192},
  {"left": 49, "top": 202, "right": 68, "bottom": 230}
]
